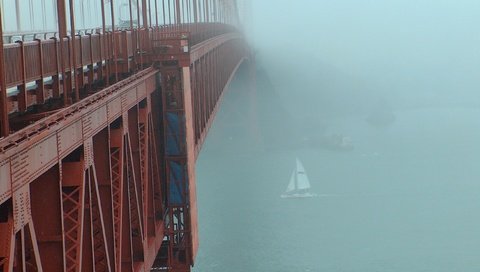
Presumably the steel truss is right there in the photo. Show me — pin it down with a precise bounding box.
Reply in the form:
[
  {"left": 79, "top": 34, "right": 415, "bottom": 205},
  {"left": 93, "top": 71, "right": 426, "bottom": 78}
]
[{"left": 0, "top": 1, "right": 249, "bottom": 271}]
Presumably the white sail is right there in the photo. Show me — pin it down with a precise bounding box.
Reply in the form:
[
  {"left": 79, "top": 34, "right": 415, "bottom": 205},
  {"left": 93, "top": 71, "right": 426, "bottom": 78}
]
[
  {"left": 296, "top": 158, "right": 311, "bottom": 190},
  {"left": 285, "top": 170, "right": 296, "bottom": 193},
  {"left": 281, "top": 158, "right": 316, "bottom": 198}
]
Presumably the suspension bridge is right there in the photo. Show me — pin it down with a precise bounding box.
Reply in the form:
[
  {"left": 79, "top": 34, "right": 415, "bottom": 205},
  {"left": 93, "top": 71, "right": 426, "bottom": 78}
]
[{"left": 0, "top": 0, "right": 251, "bottom": 271}]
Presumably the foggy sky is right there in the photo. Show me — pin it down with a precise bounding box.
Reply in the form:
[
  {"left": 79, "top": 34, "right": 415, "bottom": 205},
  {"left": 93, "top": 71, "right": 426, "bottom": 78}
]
[
  {"left": 1, "top": 0, "right": 153, "bottom": 32},
  {"left": 3, "top": 0, "right": 478, "bottom": 111},
  {"left": 250, "top": 0, "right": 480, "bottom": 114}
]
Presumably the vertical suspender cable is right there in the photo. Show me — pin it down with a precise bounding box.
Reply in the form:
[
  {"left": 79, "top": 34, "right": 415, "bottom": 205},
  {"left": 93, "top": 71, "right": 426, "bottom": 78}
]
[
  {"left": 86, "top": 0, "right": 91, "bottom": 29},
  {"left": 167, "top": 0, "right": 175, "bottom": 25},
  {"left": 198, "top": 0, "right": 201, "bottom": 23},
  {"left": 128, "top": 0, "right": 137, "bottom": 70},
  {"left": 173, "top": 0, "right": 176, "bottom": 29},
  {"left": 202, "top": 0, "right": 205, "bottom": 22},
  {"left": 15, "top": 0, "right": 21, "bottom": 31},
  {"left": 80, "top": 0, "right": 85, "bottom": 30},
  {"left": 205, "top": 0, "right": 208, "bottom": 23},
  {"left": 200, "top": 0, "right": 203, "bottom": 22},
  {"left": 174, "top": 0, "right": 177, "bottom": 27},
  {"left": 162, "top": 0, "right": 166, "bottom": 25},
  {"left": 163, "top": 0, "right": 166, "bottom": 25},
  {"left": 206, "top": 0, "right": 209, "bottom": 23},
  {"left": 29, "top": 0, "right": 35, "bottom": 30},
  {"left": 57, "top": 0, "right": 69, "bottom": 105},
  {"left": 148, "top": 0, "right": 152, "bottom": 27},
  {"left": 69, "top": 0, "right": 79, "bottom": 101},
  {"left": 101, "top": 0, "right": 109, "bottom": 86},
  {"left": 213, "top": 0, "right": 215, "bottom": 23},
  {"left": 193, "top": 0, "right": 197, "bottom": 36},
  {"left": 86, "top": 0, "right": 90, "bottom": 29},
  {"left": 174, "top": 0, "right": 178, "bottom": 29},
  {"left": 136, "top": 0, "right": 142, "bottom": 51},
  {"left": 179, "top": 0, "right": 182, "bottom": 30},
  {"left": 91, "top": 0, "right": 95, "bottom": 29},
  {"left": 176, "top": 0, "right": 181, "bottom": 26},
  {"left": 217, "top": 0, "right": 220, "bottom": 24},
  {"left": 53, "top": 0, "right": 58, "bottom": 31},
  {"left": 213, "top": 0, "right": 216, "bottom": 34},
  {"left": 129, "top": 0, "right": 134, "bottom": 30},
  {"left": 0, "top": 4, "right": 9, "bottom": 136},
  {"left": 0, "top": 0, "right": 3, "bottom": 31},
  {"left": 141, "top": 0, "right": 148, "bottom": 68},
  {"left": 137, "top": 0, "right": 141, "bottom": 28},
  {"left": 211, "top": 0, "right": 214, "bottom": 22},
  {"left": 179, "top": 0, "right": 183, "bottom": 25},
  {"left": 155, "top": 0, "right": 158, "bottom": 26},
  {"left": 0, "top": 0, "right": 4, "bottom": 33},
  {"left": 193, "top": 0, "right": 197, "bottom": 23},
  {"left": 184, "top": 0, "right": 188, "bottom": 25},
  {"left": 111, "top": 0, "right": 118, "bottom": 81},
  {"left": 147, "top": 0, "right": 150, "bottom": 26},
  {"left": 42, "top": 0, "right": 47, "bottom": 31},
  {"left": 84, "top": 0, "right": 88, "bottom": 29},
  {"left": 94, "top": 0, "right": 100, "bottom": 30},
  {"left": 168, "top": 0, "right": 172, "bottom": 25},
  {"left": 187, "top": 0, "right": 190, "bottom": 24}
]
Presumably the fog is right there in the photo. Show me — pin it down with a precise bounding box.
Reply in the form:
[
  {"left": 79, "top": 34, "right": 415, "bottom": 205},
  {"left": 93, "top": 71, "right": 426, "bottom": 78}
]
[
  {"left": 1, "top": 0, "right": 166, "bottom": 32},
  {"left": 251, "top": 0, "right": 480, "bottom": 116},
  {"left": 2, "top": 0, "right": 479, "bottom": 270},
  {"left": 194, "top": 1, "right": 480, "bottom": 271}
]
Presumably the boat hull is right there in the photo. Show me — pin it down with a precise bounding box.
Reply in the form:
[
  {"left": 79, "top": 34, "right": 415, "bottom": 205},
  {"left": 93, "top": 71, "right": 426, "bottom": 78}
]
[{"left": 280, "top": 192, "right": 317, "bottom": 198}]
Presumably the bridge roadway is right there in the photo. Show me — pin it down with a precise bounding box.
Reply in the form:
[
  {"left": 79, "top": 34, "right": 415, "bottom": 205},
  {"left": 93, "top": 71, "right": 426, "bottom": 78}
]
[{"left": 0, "top": 3, "right": 250, "bottom": 271}]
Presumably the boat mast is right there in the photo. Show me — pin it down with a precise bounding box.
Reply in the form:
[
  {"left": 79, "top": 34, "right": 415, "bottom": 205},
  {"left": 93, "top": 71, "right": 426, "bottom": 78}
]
[{"left": 294, "top": 162, "right": 298, "bottom": 192}]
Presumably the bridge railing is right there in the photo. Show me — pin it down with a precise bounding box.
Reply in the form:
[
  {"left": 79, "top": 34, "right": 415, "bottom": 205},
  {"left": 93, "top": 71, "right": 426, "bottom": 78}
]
[
  {"left": 2, "top": 28, "right": 104, "bottom": 44},
  {"left": 0, "top": 23, "right": 239, "bottom": 130},
  {"left": 2, "top": 23, "right": 238, "bottom": 88},
  {"left": 150, "top": 23, "right": 238, "bottom": 46}
]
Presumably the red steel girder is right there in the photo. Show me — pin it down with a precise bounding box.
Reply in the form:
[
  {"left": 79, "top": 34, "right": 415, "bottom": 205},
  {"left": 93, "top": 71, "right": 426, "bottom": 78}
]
[{"left": 0, "top": 5, "right": 249, "bottom": 268}]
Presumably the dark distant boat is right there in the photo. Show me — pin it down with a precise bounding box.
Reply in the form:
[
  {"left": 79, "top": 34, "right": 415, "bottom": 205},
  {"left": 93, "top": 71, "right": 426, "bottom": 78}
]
[{"left": 281, "top": 158, "right": 317, "bottom": 198}]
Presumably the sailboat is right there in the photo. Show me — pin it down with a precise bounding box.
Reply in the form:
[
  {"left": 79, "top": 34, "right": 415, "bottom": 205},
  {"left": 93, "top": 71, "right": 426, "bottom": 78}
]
[{"left": 281, "top": 158, "right": 317, "bottom": 198}]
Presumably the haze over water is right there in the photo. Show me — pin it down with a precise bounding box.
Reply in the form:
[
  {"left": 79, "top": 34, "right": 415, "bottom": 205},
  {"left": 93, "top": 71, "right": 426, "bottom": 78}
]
[{"left": 194, "top": 1, "right": 480, "bottom": 271}]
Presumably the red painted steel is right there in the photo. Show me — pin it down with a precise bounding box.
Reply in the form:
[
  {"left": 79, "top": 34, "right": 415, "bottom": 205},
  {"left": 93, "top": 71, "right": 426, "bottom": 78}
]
[{"left": 0, "top": 1, "right": 248, "bottom": 271}]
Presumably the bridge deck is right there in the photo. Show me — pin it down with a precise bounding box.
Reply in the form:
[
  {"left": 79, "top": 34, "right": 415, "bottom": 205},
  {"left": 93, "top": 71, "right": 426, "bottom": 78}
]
[{"left": 0, "top": 12, "right": 249, "bottom": 272}]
